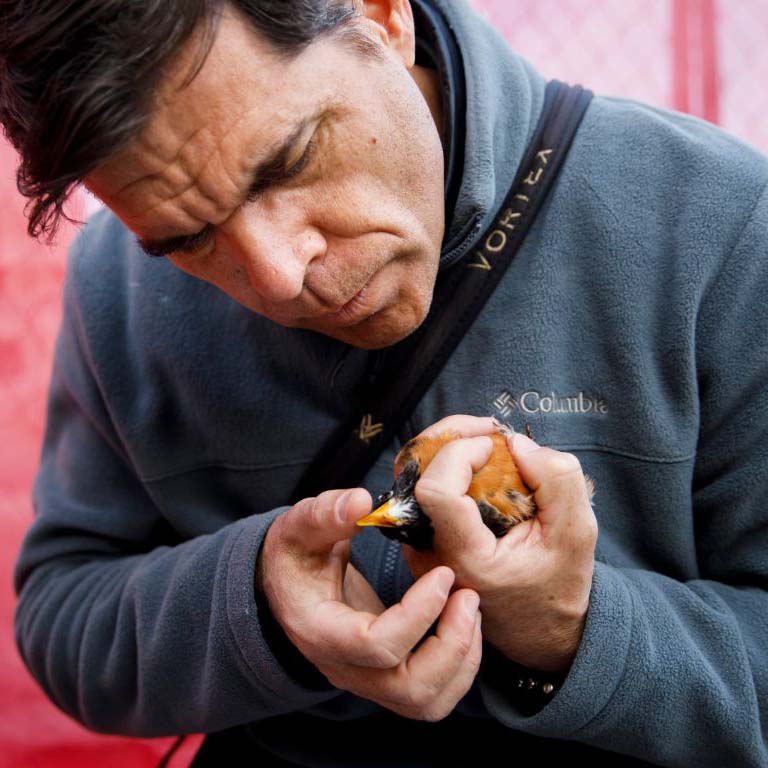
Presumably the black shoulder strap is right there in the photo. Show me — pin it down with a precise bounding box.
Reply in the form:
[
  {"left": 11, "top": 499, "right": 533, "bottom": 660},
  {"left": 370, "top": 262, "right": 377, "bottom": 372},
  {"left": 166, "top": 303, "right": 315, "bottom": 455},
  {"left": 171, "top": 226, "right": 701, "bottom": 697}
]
[{"left": 290, "top": 80, "right": 593, "bottom": 503}]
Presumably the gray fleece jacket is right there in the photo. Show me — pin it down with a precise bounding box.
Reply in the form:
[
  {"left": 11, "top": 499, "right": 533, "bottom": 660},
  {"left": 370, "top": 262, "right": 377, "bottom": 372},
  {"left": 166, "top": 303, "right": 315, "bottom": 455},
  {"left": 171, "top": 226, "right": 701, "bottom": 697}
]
[{"left": 13, "top": 0, "right": 768, "bottom": 765}]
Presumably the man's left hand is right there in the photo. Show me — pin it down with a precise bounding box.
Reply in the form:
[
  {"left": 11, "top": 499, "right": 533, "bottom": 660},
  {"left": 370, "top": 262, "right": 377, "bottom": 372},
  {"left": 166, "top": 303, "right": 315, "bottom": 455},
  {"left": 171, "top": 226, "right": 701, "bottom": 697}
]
[{"left": 400, "top": 415, "right": 598, "bottom": 675}]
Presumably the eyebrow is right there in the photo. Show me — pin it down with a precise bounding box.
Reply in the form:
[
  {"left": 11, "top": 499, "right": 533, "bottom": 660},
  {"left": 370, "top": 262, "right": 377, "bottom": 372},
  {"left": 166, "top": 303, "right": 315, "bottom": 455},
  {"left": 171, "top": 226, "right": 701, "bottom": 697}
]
[{"left": 137, "top": 113, "right": 321, "bottom": 257}]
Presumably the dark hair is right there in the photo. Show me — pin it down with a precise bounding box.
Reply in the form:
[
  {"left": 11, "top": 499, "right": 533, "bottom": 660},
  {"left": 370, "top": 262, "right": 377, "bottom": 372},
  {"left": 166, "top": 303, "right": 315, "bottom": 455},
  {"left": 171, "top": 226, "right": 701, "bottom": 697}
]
[{"left": 0, "top": 1, "right": 377, "bottom": 243}]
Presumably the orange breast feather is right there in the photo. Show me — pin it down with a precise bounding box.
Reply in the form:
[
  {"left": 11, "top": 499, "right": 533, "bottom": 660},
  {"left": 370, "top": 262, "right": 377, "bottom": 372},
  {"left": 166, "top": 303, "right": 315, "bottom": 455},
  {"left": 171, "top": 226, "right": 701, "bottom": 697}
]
[{"left": 395, "top": 430, "right": 537, "bottom": 528}]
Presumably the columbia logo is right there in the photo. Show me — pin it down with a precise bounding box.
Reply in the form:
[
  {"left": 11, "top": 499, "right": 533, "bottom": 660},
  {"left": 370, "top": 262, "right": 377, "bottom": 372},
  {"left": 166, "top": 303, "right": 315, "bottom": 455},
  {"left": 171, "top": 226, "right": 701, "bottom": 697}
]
[{"left": 493, "top": 389, "right": 608, "bottom": 416}]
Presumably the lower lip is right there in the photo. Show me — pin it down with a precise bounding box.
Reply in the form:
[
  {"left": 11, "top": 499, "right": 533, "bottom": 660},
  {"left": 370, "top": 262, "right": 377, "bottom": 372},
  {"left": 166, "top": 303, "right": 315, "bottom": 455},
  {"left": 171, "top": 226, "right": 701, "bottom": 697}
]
[{"left": 326, "top": 272, "right": 380, "bottom": 325}]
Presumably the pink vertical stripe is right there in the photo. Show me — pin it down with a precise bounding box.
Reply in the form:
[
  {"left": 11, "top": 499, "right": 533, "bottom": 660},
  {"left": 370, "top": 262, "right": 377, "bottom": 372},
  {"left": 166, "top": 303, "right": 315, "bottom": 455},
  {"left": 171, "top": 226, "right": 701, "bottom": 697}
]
[
  {"left": 672, "top": 0, "right": 689, "bottom": 114},
  {"left": 671, "top": 0, "right": 720, "bottom": 123},
  {"left": 700, "top": 0, "right": 720, "bottom": 123}
]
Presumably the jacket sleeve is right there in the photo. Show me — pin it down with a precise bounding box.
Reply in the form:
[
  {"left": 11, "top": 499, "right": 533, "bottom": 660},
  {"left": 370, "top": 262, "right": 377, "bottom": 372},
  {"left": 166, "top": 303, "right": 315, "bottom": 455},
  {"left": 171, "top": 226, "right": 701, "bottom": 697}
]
[
  {"left": 13, "top": 242, "right": 338, "bottom": 738},
  {"left": 475, "top": 185, "right": 768, "bottom": 767}
]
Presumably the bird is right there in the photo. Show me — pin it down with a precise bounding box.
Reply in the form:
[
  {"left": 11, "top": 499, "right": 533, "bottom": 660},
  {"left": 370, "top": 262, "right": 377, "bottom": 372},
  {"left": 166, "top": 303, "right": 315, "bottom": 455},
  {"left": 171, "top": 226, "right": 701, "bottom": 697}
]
[{"left": 356, "top": 417, "right": 596, "bottom": 551}]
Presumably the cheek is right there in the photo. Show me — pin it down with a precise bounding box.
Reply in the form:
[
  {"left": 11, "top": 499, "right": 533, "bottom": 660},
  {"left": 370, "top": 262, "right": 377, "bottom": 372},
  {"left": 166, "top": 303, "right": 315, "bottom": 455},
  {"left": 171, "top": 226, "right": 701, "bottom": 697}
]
[
  {"left": 169, "top": 252, "right": 281, "bottom": 319},
  {"left": 167, "top": 252, "right": 236, "bottom": 295},
  {"left": 393, "top": 245, "right": 440, "bottom": 313}
]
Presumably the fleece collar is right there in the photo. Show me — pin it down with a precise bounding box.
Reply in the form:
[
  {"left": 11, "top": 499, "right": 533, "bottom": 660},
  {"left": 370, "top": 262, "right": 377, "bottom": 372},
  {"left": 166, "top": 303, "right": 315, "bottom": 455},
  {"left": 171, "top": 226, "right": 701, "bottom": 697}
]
[{"left": 423, "top": 0, "right": 547, "bottom": 270}]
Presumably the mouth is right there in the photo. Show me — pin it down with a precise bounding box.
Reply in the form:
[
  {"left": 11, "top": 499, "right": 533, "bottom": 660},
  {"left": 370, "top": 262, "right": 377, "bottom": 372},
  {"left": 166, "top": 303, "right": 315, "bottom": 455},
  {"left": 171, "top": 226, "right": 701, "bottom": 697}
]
[{"left": 324, "top": 271, "right": 378, "bottom": 325}]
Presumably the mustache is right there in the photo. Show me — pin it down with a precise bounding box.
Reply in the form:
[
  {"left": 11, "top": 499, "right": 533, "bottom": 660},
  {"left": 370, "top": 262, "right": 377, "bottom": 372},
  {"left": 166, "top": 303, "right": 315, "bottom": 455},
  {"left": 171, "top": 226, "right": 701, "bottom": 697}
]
[{"left": 303, "top": 263, "right": 382, "bottom": 314}]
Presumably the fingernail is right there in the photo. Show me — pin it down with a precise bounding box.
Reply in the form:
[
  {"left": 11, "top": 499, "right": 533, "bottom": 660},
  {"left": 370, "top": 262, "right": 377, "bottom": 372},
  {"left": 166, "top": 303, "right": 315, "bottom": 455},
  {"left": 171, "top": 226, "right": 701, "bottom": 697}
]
[
  {"left": 513, "top": 432, "right": 539, "bottom": 455},
  {"left": 334, "top": 490, "right": 353, "bottom": 523},
  {"left": 478, "top": 436, "right": 493, "bottom": 451},
  {"left": 464, "top": 594, "right": 480, "bottom": 619}
]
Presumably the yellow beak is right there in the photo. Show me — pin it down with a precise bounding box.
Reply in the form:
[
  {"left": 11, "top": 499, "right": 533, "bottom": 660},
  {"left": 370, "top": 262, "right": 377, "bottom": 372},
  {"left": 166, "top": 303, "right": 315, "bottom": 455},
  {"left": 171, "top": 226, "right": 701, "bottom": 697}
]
[{"left": 355, "top": 497, "right": 401, "bottom": 528}]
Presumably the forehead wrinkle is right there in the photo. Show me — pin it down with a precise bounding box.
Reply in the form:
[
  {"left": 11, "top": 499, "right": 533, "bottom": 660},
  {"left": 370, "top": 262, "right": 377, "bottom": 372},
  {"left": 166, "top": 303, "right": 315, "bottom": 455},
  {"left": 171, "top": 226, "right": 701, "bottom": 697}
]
[
  {"left": 119, "top": 33, "right": 337, "bottom": 236},
  {"left": 109, "top": 119, "right": 211, "bottom": 206},
  {"left": 125, "top": 122, "right": 240, "bottom": 230},
  {"left": 188, "top": 106, "right": 258, "bottom": 212},
  {"left": 138, "top": 29, "right": 336, "bottom": 229},
  {"left": 132, "top": 170, "right": 224, "bottom": 231},
  {"left": 140, "top": 106, "right": 322, "bottom": 232},
  {"left": 134, "top": 94, "right": 260, "bottom": 228}
]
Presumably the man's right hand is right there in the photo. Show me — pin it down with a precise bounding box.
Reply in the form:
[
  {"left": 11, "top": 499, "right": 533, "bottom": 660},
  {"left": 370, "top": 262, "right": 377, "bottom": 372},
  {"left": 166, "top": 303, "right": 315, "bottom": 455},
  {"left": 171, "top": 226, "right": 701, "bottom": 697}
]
[{"left": 256, "top": 488, "right": 483, "bottom": 722}]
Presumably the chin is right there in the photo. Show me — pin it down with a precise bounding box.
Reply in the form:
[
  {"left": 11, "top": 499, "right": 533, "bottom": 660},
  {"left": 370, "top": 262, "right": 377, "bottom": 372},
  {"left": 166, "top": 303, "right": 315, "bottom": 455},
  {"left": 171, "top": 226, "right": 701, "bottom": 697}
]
[{"left": 325, "top": 300, "right": 430, "bottom": 350}]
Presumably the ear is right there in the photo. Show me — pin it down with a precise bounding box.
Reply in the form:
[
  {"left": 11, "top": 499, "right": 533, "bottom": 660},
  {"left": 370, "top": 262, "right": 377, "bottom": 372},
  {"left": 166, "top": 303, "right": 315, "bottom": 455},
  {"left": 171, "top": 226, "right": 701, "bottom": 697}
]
[{"left": 355, "top": 0, "right": 416, "bottom": 67}]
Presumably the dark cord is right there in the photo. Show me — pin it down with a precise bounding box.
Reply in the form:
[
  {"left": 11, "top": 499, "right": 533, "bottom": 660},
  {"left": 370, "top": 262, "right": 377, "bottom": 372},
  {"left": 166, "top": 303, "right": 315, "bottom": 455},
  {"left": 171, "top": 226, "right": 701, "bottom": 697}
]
[{"left": 157, "top": 734, "right": 187, "bottom": 768}]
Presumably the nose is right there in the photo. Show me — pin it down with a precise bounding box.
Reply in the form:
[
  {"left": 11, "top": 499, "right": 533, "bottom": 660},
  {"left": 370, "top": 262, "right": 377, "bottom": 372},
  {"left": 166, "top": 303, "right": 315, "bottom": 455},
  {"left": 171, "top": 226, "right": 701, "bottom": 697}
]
[{"left": 223, "top": 200, "right": 327, "bottom": 304}]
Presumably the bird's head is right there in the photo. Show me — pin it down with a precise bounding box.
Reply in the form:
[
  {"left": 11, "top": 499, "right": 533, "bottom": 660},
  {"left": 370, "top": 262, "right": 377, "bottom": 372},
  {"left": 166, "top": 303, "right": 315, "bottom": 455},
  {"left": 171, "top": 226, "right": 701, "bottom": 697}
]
[{"left": 356, "top": 455, "right": 435, "bottom": 550}]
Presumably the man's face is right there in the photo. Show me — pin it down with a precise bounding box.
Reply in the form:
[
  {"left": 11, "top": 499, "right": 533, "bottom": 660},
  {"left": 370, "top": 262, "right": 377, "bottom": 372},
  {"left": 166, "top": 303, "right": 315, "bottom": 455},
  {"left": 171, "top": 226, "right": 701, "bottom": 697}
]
[{"left": 85, "top": 2, "right": 446, "bottom": 349}]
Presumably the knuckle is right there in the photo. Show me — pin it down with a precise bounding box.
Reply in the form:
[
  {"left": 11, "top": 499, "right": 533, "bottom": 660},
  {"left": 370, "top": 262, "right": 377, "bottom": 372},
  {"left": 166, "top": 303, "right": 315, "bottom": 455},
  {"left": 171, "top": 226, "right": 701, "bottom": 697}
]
[
  {"left": 414, "top": 476, "right": 448, "bottom": 502},
  {"left": 428, "top": 415, "right": 464, "bottom": 434},
  {"left": 285, "top": 614, "right": 318, "bottom": 650},
  {"left": 370, "top": 644, "right": 402, "bottom": 669},
  {"left": 439, "top": 437, "right": 477, "bottom": 460},
  {"left": 291, "top": 495, "right": 316, "bottom": 516},
  {"left": 348, "top": 626, "right": 400, "bottom": 668},
  {"left": 549, "top": 450, "right": 583, "bottom": 476},
  {"left": 473, "top": 570, "right": 497, "bottom": 594},
  {"left": 468, "top": 633, "right": 483, "bottom": 668},
  {"left": 403, "top": 682, "right": 435, "bottom": 712},
  {"left": 306, "top": 496, "right": 326, "bottom": 530},
  {"left": 454, "top": 631, "right": 474, "bottom": 659}
]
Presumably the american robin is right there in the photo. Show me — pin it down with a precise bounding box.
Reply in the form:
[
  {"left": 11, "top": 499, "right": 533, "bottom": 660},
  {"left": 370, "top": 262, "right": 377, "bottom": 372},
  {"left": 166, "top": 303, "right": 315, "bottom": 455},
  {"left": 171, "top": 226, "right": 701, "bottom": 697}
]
[{"left": 356, "top": 417, "right": 596, "bottom": 551}]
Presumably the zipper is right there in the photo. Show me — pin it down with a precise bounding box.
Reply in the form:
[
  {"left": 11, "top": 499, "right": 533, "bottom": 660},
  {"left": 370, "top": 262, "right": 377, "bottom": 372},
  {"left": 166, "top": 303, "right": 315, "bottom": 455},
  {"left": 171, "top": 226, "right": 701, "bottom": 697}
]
[
  {"left": 366, "top": 348, "right": 388, "bottom": 386},
  {"left": 439, "top": 212, "right": 484, "bottom": 271},
  {"left": 380, "top": 539, "right": 400, "bottom": 607}
]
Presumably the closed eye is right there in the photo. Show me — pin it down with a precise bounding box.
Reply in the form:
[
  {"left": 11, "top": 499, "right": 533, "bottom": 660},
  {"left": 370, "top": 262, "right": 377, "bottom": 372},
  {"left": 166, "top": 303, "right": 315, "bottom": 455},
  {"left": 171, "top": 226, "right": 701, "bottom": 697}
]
[
  {"left": 177, "top": 138, "right": 318, "bottom": 254},
  {"left": 177, "top": 226, "right": 214, "bottom": 255},
  {"left": 246, "top": 136, "right": 317, "bottom": 203},
  {"left": 148, "top": 132, "right": 320, "bottom": 258}
]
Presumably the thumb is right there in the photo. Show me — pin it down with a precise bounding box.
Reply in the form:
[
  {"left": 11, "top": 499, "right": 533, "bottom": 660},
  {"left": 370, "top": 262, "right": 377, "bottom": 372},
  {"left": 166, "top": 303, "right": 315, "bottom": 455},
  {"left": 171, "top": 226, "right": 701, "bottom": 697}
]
[
  {"left": 510, "top": 431, "right": 541, "bottom": 461},
  {"left": 508, "top": 431, "right": 546, "bottom": 506},
  {"left": 508, "top": 432, "right": 590, "bottom": 529},
  {"left": 288, "top": 487, "right": 372, "bottom": 554}
]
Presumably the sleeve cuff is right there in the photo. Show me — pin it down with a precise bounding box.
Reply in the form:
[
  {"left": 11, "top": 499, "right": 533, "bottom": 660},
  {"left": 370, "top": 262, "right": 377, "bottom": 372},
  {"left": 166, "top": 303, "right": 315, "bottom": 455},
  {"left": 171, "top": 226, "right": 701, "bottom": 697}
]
[
  {"left": 253, "top": 542, "right": 336, "bottom": 692},
  {"left": 224, "top": 508, "right": 338, "bottom": 705},
  {"left": 478, "top": 560, "right": 634, "bottom": 737}
]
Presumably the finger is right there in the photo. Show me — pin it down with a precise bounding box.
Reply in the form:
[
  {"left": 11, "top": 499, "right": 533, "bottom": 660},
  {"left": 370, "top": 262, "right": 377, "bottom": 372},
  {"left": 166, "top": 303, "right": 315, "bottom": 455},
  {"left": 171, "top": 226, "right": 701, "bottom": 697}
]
[
  {"left": 395, "top": 417, "right": 497, "bottom": 473},
  {"left": 418, "top": 435, "right": 494, "bottom": 498},
  {"left": 283, "top": 487, "right": 372, "bottom": 554},
  {"left": 309, "top": 566, "right": 456, "bottom": 668},
  {"left": 403, "top": 588, "right": 480, "bottom": 687},
  {"left": 337, "top": 589, "right": 482, "bottom": 720},
  {"left": 343, "top": 563, "right": 386, "bottom": 615},
  {"left": 415, "top": 436, "right": 497, "bottom": 555},
  {"left": 508, "top": 433, "right": 594, "bottom": 530},
  {"left": 414, "top": 414, "right": 498, "bottom": 442},
  {"left": 400, "top": 604, "right": 483, "bottom": 721}
]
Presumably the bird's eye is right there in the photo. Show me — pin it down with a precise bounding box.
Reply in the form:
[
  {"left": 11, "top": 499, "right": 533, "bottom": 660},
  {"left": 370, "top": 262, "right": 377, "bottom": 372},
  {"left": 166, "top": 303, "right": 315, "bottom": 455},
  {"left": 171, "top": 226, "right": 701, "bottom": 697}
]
[{"left": 373, "top": 489, "right": 393, "bottom": 507}]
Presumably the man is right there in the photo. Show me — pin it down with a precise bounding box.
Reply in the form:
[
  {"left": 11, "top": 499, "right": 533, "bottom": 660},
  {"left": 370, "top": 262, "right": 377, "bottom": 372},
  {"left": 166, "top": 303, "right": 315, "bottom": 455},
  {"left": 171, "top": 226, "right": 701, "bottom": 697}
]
[{"left": 3, "top": 0, "right": 767, "bottom": 765}]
